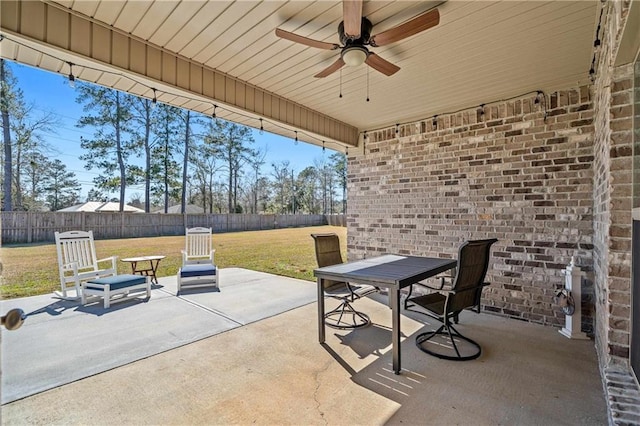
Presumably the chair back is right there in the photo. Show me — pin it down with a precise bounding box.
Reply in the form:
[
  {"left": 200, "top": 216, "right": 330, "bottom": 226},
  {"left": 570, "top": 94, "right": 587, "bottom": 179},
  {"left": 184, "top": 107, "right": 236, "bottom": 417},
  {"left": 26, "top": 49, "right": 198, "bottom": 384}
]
[
  {"left": 311, "top": 233, "right": 344, "bottom": 267},
  {"left": 184, "top": 227, "right": 213, "bottom": 263},
  {"left": 448, "top": 238, "right": 498, "bottom": 313},
  {"left": 55, "top": 230, "right": 99, "bottom": 274},
  {"left": 311, "top": 233, "right": 345, "bottom": 288}
]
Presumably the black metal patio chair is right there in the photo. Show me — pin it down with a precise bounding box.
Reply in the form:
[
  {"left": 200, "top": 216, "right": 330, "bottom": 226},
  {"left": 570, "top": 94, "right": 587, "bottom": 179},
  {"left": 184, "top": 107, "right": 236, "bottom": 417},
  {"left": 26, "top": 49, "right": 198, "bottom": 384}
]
[
  {"left": 311, "top": 233, "right": 377, "bottom": 329},
  {"left": 406, "top": 238, "right": 497, "bottom": 360}
]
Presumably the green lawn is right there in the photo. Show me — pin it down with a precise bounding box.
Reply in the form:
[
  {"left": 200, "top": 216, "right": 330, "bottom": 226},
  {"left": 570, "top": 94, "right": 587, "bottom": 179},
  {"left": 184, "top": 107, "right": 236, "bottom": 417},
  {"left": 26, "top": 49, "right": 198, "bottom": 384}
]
[{"left": 0, "top": 225, "right": 347, "bottom": 299}]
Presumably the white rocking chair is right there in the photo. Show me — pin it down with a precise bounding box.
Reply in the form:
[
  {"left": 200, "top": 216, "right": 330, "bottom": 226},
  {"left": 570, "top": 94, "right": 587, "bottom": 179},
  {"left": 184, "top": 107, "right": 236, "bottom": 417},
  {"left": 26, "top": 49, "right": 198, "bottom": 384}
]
[
  {"left": 55, "top": 230, "right": 151, "bottom": 308},
  {"left": 177, "top": 227, "right": 218, "bottom": 292}
]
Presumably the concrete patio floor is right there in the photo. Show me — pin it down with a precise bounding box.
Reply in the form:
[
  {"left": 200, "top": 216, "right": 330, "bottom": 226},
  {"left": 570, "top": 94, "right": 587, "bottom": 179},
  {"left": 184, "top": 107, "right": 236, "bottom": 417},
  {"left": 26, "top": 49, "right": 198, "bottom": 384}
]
[{"left": 1, "top": 269, "right": 606, "bottom": 425}]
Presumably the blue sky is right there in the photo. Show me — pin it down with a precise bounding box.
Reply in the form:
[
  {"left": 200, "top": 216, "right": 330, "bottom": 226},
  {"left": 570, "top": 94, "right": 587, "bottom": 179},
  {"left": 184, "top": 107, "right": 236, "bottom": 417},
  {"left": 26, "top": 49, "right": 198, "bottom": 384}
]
[{"left": 10, "top": 61, "right": 330, "bottom": 200}]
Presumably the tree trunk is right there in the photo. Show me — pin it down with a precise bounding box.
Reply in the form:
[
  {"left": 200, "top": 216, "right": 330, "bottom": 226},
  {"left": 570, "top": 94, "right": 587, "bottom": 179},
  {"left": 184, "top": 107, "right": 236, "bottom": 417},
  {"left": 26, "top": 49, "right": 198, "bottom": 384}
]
[
  {"left": 144, "top": 100, "right": 151, "bottom": 213},
  {"left": 181, "top": 111, "right": 191, "bottom": 215},
  {"left": 13, "top": 138, "right": 22, "bottom": 209},
  {"left": 115, "top": 92, "right": 126, "bottom": 212},
  {"left": 163, "top": 117, "right": 170, "bottom": 213},
  {"left": 227, "top": 158, "right": 233, "bottom": 213},
  {"left": 1, "top": 59, "right": 13, "bottom": 211}
]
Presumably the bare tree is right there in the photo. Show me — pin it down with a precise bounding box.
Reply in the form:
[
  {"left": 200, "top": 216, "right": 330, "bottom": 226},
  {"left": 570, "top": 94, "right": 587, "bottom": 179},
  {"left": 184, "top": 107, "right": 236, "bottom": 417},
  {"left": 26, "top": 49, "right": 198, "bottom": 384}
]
[
  {"left": 205, "top": 120, "right": 254, "bottom": 213},
  {"left": 271, "top": 160, "right": 292, "bottom": 214},
  {"left": 10, "top": 104, "right": 57, "bottom": 209},
  {"left": 247, "top": 147, "right": 266, "bottom": 213}
]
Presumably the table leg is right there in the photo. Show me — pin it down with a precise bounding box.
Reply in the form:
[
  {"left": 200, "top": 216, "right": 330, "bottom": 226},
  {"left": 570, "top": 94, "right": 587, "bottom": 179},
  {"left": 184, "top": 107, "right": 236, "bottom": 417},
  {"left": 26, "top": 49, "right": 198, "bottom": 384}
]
[
  {"left": 149, "top": 259, "right": 160, "bottom": 284},
  {"left": 391, "top": 287, "right": 401, "bottom": 374},
  {"left": 317, "top": 277, "right": 325, "bottom": 343}
]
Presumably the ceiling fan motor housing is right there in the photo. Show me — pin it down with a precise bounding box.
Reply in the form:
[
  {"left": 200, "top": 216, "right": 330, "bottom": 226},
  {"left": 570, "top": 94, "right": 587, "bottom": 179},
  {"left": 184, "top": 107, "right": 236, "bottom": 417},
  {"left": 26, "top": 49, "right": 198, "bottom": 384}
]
[{"left": 338, "top": 17, "right": 373, "bottom": 46}]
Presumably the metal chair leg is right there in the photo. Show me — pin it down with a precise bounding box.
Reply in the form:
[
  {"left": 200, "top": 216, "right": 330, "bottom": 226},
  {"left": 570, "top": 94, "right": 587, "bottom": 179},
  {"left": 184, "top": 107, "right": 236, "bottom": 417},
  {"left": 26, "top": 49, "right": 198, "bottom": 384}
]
[
  {"left": 324, "top": 299, "right": 371, "bottom": 329},
  {"left": 415, "top": 323, "right": 481, "bottom": 361}
]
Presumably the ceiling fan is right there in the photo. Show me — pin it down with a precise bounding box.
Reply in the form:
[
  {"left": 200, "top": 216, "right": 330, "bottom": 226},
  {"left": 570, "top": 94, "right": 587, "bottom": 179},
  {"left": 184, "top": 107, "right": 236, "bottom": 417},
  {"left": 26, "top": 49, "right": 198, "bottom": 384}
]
[{"left": 275, "top": 1, "right": 440, "bottom": 78}]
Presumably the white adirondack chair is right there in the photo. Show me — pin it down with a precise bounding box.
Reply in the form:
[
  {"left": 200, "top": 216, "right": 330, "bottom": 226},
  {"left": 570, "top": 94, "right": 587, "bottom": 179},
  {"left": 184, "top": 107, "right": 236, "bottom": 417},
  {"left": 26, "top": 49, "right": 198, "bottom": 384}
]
[
  {"left": 177, "top": 227, "right": 218, "bottom": 292},
  {"left": 54, "top": 230, "right": 150, "bottom": 308}
]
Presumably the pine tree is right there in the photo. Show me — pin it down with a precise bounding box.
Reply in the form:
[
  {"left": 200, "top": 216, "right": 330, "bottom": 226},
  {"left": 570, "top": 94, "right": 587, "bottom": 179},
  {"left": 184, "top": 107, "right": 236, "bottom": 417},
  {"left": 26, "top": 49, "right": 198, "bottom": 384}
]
[
  {"left": 42, "top": 159, "right": 80, "bottom": 211},
  {"left": 76, "top": 83, "right": 137, "bottom": 212}
]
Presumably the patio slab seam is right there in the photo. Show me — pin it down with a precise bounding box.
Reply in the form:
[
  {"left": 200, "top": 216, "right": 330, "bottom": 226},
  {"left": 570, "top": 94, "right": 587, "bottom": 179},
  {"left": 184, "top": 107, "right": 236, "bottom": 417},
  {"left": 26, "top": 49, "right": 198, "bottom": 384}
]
[{"left": 156, "top": 287, "right": 243, "bottom": 326}]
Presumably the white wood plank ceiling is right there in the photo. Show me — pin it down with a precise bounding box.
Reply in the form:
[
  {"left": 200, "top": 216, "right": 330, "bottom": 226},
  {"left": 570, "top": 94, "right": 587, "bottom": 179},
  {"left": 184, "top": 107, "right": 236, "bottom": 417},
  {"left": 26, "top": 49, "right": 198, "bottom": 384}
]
[{"left": 1, "top": 0, "right": 599, "bottom": 146}]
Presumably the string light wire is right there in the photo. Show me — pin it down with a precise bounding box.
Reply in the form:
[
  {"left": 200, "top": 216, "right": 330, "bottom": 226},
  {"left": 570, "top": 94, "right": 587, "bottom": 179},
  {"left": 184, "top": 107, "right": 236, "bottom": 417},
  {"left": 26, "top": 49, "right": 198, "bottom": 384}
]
[
  {"left": 0, "top": 33, "right": 353, "bottom": 154},
  {"left": 363, "top": 89, "right": 548, "bottom": 137}
]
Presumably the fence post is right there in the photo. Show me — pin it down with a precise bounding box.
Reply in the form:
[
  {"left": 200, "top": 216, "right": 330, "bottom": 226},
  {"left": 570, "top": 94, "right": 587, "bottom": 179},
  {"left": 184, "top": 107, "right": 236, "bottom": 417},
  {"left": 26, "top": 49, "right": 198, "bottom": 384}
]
[{"left": 26, "top": 212, "right": 32, "bottom": 243}]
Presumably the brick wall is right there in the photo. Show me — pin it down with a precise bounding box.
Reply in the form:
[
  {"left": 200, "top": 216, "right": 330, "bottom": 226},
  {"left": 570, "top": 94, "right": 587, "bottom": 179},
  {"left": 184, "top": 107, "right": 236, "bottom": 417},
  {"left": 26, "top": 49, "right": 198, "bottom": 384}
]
[
  {"left": 591, "top": 0, "right": 634, "bottom": 369},
  {"left": 589, "top": 0, "right": 638, "bottom": 423},
  {"left": 348, "top": 88, "right": 595, "bottom": 330},
  {"left": 594, "top": 62, "right": 637, "bottom": 424},
  {"left": 594, "top": 63, "right": 635, "bottom": 365}
]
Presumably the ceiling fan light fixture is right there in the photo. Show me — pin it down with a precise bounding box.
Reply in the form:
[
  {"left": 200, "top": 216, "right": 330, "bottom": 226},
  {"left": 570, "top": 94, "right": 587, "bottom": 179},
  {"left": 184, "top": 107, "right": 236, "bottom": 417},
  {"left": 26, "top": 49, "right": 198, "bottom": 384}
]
[{"left": 341, "top": 46, "right": 368, "bottom": 67}]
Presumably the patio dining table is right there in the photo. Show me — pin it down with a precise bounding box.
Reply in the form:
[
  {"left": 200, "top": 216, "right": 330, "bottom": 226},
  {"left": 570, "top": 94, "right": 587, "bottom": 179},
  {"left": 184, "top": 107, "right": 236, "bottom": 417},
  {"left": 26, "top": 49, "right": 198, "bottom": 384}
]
[{"left": 314, "top": 254, "right": 457, "bottom": 374}]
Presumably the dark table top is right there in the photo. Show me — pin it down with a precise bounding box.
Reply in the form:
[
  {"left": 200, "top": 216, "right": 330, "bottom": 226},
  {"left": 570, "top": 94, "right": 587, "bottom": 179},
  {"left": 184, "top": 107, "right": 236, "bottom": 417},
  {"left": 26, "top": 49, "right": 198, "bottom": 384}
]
[{"left": 314, "top": 254, "right": 457, "bottom": 288}]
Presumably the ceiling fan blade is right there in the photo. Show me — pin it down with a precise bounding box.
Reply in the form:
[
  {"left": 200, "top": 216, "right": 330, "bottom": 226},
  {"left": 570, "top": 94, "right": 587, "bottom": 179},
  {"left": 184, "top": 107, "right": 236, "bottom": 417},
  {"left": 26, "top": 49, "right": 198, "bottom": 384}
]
[
  {"left": 343, "top": 0, "right": 363, "bottom": 39},
  {"left": 365, "top": 53, "right": 400, "bottom": 76},
  {"left": 370, "top": 8, "right": 440, "bottom": 47},
  {"left": 314, "top": 58, "right": 345, "bottom": 78},
  {"left": 275, "top": 28, "right": 339, "bottom": 50}
]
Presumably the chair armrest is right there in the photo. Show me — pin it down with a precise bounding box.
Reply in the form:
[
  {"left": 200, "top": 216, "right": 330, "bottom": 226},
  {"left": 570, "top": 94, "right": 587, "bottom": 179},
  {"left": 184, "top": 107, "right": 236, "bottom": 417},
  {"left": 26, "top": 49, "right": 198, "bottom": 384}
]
[
  {"left": 97, "top": 256, "right": 118, "bottom": 271},
  {"left": 61, "top": 261, "right": 79, "bottom": 272},
  {"left": 448, "top": 282, "right": 489, "bottom": 296},
  {"left": 420, "top": 278, "right": 449, "bottom": 291},
  {"left": 210, "top": 249, "right": 216, "bottom": 264},
  {"left": 404, "top": 275, "right": 450, "bottom": 307}
]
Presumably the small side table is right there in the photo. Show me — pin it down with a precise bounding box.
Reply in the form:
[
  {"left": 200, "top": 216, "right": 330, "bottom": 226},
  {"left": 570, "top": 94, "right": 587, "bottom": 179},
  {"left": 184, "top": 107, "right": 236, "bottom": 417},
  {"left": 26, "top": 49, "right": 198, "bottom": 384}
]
[{"left": 121, "top": 255, "right": 166, "bottom": 285}]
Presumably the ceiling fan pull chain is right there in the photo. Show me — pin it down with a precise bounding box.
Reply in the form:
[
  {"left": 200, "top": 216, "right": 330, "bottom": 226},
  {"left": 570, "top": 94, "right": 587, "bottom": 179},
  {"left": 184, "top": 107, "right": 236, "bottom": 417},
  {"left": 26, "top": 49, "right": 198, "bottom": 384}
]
[
  {"left": 366, "top": 66, "right": 370, "bottom": 102},
  {"left": 339, "top": 68, "right": 343, "bottom": 98}
]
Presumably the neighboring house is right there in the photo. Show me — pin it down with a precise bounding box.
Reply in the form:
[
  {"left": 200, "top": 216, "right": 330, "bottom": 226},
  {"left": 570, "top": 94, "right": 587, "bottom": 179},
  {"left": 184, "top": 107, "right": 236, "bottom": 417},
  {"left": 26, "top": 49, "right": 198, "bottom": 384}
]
[
  {"left": 57, "top": 201, "right": 144, "bottom": 213},
  {"left": 154, "top": 204, "right": 205, "bottom": 214}
]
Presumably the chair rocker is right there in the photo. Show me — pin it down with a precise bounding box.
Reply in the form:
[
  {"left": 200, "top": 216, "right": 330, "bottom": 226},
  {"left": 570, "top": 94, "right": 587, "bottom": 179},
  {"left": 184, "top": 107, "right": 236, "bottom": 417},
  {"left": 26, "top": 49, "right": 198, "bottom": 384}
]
[
  {"left": 311, "top": 233, "right": 377, "bottom": 329},
  {"left": 55, "top": 230, "right": 151, "bottom": 308},
  {"left": 178, "top": 227, "right": 218, "bottom": 292},
  {"left": 406, "top": 238, "right": 497, "bottom": 361}
]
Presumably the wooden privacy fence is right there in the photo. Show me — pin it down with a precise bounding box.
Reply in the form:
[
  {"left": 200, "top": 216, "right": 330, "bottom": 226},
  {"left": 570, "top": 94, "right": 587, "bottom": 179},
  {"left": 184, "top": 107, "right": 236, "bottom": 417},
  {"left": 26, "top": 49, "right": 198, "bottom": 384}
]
[{"left": 0, "top": 212, "right": 346, "bottom": 244}]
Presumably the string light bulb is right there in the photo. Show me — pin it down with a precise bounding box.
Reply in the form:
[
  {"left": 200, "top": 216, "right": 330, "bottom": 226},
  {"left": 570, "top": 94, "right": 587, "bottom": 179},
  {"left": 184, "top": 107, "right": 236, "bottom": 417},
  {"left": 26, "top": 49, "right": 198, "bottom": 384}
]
[
  {"left": 395, "top": 124, "right": 399, "bottom": 135},
  {"left": 212, "top": 104, "right": 217, "bottom": 119},
  {"left": 294, "top": 130, "right": 298, "bottom": 145},
  {"left": 151, "top": 88, "right": 157, "bottom": 109},
  {"left": 534, "top": 91, "right": 542, "bottom": 105},
  {"left": 322, "top": 141, "right": 325, "bottom": 153},
  {"left": 259, "top": 118, "right": 264, "bottom": 135},
  {"left": 67, "top": 62, "right": 75, "bottom": 88}
]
